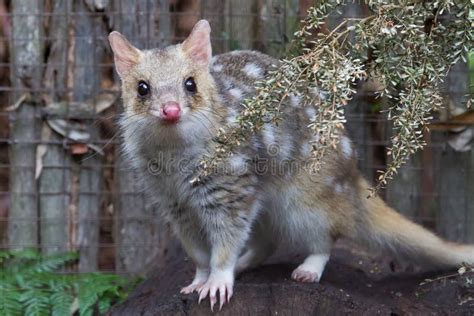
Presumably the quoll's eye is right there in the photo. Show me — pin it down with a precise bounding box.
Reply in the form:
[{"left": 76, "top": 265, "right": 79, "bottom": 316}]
[
  {"left": 184, "top": 77, "right": 197, "bottom": 93},
  {"left": 137, "top": 81, "right": 150, "bottom": 97}
]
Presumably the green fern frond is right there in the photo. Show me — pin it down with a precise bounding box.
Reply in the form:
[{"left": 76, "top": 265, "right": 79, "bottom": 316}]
[
  {"left": 0, "top": 250, "right": 13, "bottom": 263},
  {"left": 98, "top": 297, "right": 112, "bottom": 315},
  {"left": 51, "top": 291, "right": 75, "bottom": 316},
  {"left": 10, "top": 248, "right": 40, "bottom": 261},
  {"left": 0, "top": 283, "right": 23, "bottom": 316},
  {"left": 1, "top": 250, "right": 136, "bottom": 316},
  {"left": 26, "top": 252, "right": 78, "bottom": 275},
  {"left": 20, "top": 288, "right": 51, "bottom": 316}
]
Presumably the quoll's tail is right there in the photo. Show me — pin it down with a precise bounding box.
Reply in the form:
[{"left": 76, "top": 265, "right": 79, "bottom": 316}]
[{"left": 354, "top": 179, "right": 474, "bottom": 268}]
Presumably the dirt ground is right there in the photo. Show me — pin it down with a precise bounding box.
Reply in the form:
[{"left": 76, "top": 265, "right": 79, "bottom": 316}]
[{"left": 109, "top": 240, "right": 474, "bottom": 315}]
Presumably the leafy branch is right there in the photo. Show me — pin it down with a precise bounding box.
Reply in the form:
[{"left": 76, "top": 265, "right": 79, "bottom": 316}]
[{"left": 200, "top": 0, "right": 473, "bottom": 193}]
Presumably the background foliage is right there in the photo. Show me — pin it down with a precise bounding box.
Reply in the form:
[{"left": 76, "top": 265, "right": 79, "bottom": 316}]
[{"left": 0, "top": 250, "right": 137, "bottom": 316}]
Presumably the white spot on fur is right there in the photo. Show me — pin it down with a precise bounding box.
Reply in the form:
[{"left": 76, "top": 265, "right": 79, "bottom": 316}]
[
  {"left": 228, "top": 153, "right": 248, "bottom": 174},
  {"left": 279, "top": 134, "right": 293, "bottom": 160},
  {"left": 243, "top": 63, "right": 263, "bottom": 78},
  {"left": 309, "top": 87, "right": 327, "bottom": 100},
  {"left": 290, "top": 95, "right": 301, "bottom": 108},
  {"left": 262, "top": 124, "right": 276, "bottom": 146},
  {"left": 226, "top": 107, "right": 238, "bottom": 125},
  {"left": 340, "top": 136, "right": 352, "bottom": 158},
  {"left": 301, "top": 143, "right": 311, "bottom": 157},
  {"left": 212, "top": 64, "right": 223, "bottom": 72},
  {"left": 305, "top": 106, "right": 316, "bottom": 119},
  {"left": 335, "top": 183, "right": 343, "bottom": 193},
  {"left": 229, "top": 88, "right": 243, "bottom": 100}
]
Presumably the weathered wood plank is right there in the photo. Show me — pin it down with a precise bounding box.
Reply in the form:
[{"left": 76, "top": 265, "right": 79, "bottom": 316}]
[
  {"left": 114, "top": 0, "right": 158, "bottom": 48},
  {"left": 158, "top": 0, "right": 172, "bottom": 47},
  {"left": 39, "top": 131, "right": 72, "bottom": 254},
  {"left": 433, "top": 134, "right": 471, "bottom": 242},
  {"left": 73, "top": 0, "right": 104, "bottom": 271},
  {"left": 228, "top": 0, "right": 257, "bottom": 50},
  {"left": 386, "top": 153, "right": 422, "bottom": 219},
  {"left": 433, "top": 61, "right": 472, "bottom": 243},
  {"left": 258, "top": 0, "right": 285, "bottom": 56},
  {"left": 40, "top": 0, "right": 72, "bottom": 255},
  {"left": 8, "top": 0, "right": 43, "bottom": 250},
  {"left": 467, "top": 142, "right": 474, "bottom": 242}
]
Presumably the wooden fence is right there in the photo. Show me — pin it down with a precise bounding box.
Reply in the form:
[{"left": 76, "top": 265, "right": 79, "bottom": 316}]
[{"left": 0, "top": 0, "right": 472, "bottom": 274}]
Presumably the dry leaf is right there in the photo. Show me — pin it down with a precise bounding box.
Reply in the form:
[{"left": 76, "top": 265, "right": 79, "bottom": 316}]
[
  {"left": 47, "top": 119, "right": 90, "bottom": 142},
  {"left": 35, "top": 124, "right": 52, "bottom": 179},
  {"left": 5, "top": 93, "right": 29, "bottom": 111},
  {"left": 448, "top": 127, "right": 473, "bottom": 152}
]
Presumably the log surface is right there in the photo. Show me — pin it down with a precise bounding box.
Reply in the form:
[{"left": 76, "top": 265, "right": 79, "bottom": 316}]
[{"left": 109, "top": 242, "right": 474, "bottom": 315}]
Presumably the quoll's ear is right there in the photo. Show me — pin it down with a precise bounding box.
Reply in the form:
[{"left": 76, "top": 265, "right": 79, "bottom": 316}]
[
  {"left": 108, "top": 31, "right": 142, "bottom": 78},
  {"left": 182, "top": 20, "right": 212, "bottom": 68}
]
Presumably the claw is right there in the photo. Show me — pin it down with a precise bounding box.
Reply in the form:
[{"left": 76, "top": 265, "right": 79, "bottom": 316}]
[
  {"left": 291, "top": 268, "right": 318, "bottom": 283},
  {"left": 219, "top": 285, "right": 226, "bottom": 310},
  {"left": 180, "top": 283, "right": 200, "bottom": 294},
  {"left": 210, "top": 286, "right": 217, "bottom": 311},
  {"left": 198, "top": 286, "right": 209, "bottom": 304},
  {"left": 210, "top": 294, "right": 216, "bottom": 311},
  {"left": 182, "top": 269, "right": 209, "bottom": 295}
]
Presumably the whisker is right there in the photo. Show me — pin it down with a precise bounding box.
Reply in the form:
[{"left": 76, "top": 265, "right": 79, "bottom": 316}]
[
  {"left": 81, "top": 114, "right": 150, "bottom": 163},
  {"left": 188, "top": 112, "right": 217, "bottom": 136}
]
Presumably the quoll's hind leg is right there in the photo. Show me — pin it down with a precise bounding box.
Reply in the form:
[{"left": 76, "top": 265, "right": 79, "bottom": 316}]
[
  {"left": 290, "top": 217, "right": 332, "bottom": 283},
  {"left": 236, "top": 213, "right": 277, "bottom": 275}
]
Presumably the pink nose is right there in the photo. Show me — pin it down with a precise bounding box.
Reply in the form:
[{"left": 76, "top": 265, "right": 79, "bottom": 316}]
[{"left": 161, "top": 101, "right": 181, "bottom": 122}]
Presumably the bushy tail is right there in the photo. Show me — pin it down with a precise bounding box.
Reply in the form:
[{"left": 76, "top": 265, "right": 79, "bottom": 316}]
[{"left": 354, "top": 179, "right": 474, "bottom": 268}]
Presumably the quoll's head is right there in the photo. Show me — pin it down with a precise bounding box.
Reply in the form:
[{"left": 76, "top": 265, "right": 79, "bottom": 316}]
[{"left": 109, "top": 20, "right": 218, "bottom": 131}]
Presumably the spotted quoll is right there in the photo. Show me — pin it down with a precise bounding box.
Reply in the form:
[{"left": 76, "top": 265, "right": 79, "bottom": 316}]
[{"left": 109, "top": 20, "right": 474, "bottom": 311}]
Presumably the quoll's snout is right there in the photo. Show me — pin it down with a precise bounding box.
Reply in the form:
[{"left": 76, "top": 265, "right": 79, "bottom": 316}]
[{"left": 157, "top": 101, "right": 181, "bottom": 122}]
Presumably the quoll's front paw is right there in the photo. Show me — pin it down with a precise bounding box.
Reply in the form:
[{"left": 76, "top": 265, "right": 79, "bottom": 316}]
[{"left": 197, "top": 269, "right": 234, "bottom": 311}]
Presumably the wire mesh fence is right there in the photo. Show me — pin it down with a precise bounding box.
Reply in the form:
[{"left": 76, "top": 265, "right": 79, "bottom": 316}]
[{"left": 0, "top": 0, "right": 472, "bottom": 275}]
